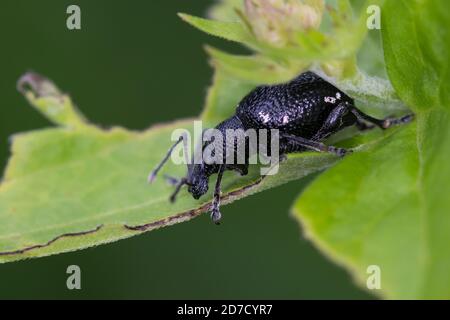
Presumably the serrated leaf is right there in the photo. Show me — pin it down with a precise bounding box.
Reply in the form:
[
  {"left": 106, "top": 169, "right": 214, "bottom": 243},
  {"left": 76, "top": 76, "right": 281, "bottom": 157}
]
[
  {"left": 178, "top": 13, "right": 255, "bottom": 46},
  {"left": 207, "top": 0, "right": 243, "bottom": 21}
]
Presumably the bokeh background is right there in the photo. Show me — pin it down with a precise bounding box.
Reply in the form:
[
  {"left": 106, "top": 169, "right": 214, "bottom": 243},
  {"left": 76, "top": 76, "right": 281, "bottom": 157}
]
[{"left": 0, "top": 0, "right": 372, "bottom": 299}]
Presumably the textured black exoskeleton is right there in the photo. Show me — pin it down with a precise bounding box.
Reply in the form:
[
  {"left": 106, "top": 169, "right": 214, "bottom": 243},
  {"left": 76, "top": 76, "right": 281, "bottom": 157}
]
[{"left": 149, "top": 71, "right": 412, "bottom": 224}]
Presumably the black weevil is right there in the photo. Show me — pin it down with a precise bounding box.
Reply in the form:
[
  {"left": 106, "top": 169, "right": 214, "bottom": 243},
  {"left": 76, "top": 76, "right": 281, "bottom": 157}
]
[{"left": 149, "top": 71, "right": 412, "bottom": 224}]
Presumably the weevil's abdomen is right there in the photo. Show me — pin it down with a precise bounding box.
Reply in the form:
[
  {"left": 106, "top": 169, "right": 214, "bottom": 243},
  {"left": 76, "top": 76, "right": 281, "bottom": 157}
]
[{"left": 236, "top": 71, "right": 353, "bottom": 139}]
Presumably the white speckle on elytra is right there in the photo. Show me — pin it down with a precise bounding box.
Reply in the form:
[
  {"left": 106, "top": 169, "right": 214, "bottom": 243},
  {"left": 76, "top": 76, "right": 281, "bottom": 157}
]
[
  {"left": 324, "top": 96, "right": 336, "bottom": 104},
  {"left": 282, "top": 115, "right": 289, "bottom": 124},
  {"left": 259, "top": 111, "right": 270, "bottom": 124},
  {"left": 336, "top": 92, "right": 341, "bottom": 99}
]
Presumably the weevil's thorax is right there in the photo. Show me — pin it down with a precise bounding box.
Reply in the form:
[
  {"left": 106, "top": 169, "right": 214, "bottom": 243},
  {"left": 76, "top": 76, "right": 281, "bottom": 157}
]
[
  {"left": 187, "top": 115, "right": 247, "bottom": 199},
  {"left": 203, "top": 114, "right": 246, "bottom": 171}
]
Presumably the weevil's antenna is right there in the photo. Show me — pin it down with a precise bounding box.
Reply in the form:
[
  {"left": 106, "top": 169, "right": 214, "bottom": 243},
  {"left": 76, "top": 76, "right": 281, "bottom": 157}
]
[
  {"left": 148, "top": 134, "right": 185, "bottom": 184},
  {"left": 169, "top": 135, "right": 206, "bottom": 203}
]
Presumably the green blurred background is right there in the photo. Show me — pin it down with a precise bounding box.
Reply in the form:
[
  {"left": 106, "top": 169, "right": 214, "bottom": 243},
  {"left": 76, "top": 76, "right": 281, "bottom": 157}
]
[{"left": 0, "top": 0, "right": 372, "bottom": 299}]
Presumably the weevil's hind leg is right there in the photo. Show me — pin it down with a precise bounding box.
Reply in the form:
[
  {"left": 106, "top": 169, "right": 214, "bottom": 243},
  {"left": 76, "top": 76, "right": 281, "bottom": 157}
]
[
  {"left": 351, "top": 108, "right": 414, "bottom": 130},
  {"left": 210, "top": 165, "right": 225, "bottom": 225},
  {"left": 282, "top": 134, "right": 351, "bottom": 157}
]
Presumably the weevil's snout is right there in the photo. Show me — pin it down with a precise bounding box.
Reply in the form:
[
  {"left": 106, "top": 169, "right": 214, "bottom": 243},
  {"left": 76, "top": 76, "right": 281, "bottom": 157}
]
[
  {"left": 187, "top": 174, "right": 209, "bottom": 199},
  {"left": 188, "top": 179, "right": 209, "bottom": 199},
  {"left": 186, "top": 164, "right": 209, "bottom": 199}
]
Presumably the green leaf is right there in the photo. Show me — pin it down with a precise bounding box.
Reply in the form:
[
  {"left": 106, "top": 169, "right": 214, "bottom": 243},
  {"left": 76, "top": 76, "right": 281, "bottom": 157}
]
[
  {"left": 293, "top": 0, "right": 450, "bottom": 299},
  {"left": 357, "top": 29, "right": 387, "bottom": 78},
  {"left": 201, "top": 62, "right": 257, "bottom": 124},
  {"left": 207, "top": 0, "right": 243, "bottom": 21},
  {"left": 0, "top": 72, "right": 348, "bottom": 263},
  {"left": 17, "top": 73, "right": 88, "bottom": 129},
  {"left": 178, "top": 13, "right": 255, "bottom": 46},
  {"left": 294, "top": 124, "right": 419, "bottom": 298},
  {"left": 187, "top": 0, "right": 401, "bottom": 119},
  {"left": 294, "top": 112, "right": 450, "bottom": 299},
  {"left": 182, "top": 1, "right": 370, "bottom": 70},
  {"left": 312, "top": 68, "right": 408, "bottom": 117},
  {"left": 382, "top": 0, "right": 450, "bottom": 112},
  {"left": 205, "top": 46, "right": 306, "bottom": 85}
]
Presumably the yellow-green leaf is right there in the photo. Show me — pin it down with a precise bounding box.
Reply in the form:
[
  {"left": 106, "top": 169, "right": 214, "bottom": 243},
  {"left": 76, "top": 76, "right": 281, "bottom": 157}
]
[{"left": 0, "top": 72, "right": 345, "bottom": 263}]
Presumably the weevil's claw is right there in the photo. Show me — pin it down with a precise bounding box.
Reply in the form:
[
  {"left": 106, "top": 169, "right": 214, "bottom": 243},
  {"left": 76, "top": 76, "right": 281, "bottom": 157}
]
[
  {"left": 382, "top": 113, "right": 415, "bottom": 129},
  {"left": 398, "top": 114, "right": 415, "bottom": 125},
  {"left": 169, "top": 188, "right": 180, "bottom": 203},
  {"left": 211, "top": 208, "right": 222, "bottom": 225},
  {"left": 336, "top": 148, "right": 347, "bottom": 157},
  {"left": 279, "top": 154, "right": 288, "bottom": 162},
  {"left": 328, "top": 146, "right": 350, "bottom": 157}
]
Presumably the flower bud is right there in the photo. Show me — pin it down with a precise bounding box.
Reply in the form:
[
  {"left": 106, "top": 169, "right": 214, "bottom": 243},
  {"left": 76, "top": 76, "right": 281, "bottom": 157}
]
[{"left": 244, "top": 0, "right": 325, "bottom": 47}]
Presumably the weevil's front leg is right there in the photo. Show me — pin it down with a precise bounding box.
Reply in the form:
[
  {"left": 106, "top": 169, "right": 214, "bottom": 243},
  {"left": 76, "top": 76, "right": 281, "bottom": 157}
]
[
  {"left": 210, "top": 165, "right": 225, "bottom": 225},
  {"left": 351, "top": 108, "right": 414, "bottom": 130},
  {"left": 169, "top": 177, "right": 189, "bottom": 203},
  {"left": 282, "top": 134, "right": 350, "bottom": 157},
  {"left": 355, "top": 120, "right": 375, "bottom": 131},
  {"left": 163, "top": 174, "right": 180, "bottom": 186},
  {"left": 312, "top": 102, "right": 352, "bottom": 141}
]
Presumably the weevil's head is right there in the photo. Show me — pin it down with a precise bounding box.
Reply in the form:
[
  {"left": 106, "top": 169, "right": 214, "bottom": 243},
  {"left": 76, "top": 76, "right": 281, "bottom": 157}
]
[{"left": 187, "top": 164, "right": 209, "bottom": 199}]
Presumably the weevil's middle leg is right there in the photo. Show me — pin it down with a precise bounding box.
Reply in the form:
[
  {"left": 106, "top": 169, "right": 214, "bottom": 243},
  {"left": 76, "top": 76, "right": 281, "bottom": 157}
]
[
  {"left": 169, "top": 177, "right": 189, "bottom": 203},
  {"left": 210, "top": 165, "right": 225, "bottom": 225}
]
